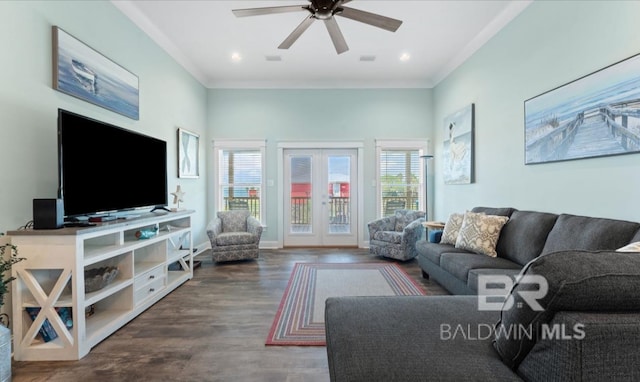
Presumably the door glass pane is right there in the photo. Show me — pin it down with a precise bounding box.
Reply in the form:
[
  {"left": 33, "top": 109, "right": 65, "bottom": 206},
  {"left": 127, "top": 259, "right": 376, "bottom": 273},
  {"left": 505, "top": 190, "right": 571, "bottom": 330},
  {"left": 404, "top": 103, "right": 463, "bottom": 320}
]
[
  {"left": 290, "top": 156, "right": 312, "bottom": 233},
  {"left": 327, "top": 155, "right": 351, "bottom": 234}
]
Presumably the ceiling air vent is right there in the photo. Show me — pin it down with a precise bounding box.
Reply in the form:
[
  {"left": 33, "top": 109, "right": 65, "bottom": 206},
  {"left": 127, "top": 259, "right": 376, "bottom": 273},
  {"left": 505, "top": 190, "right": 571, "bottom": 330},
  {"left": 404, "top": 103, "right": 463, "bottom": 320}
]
[
  {"left": 265, "top": 55, "right": 282, "bottom": 62},
  {"left": 359, "top": 55, "right": 376, "bottom": 62}
]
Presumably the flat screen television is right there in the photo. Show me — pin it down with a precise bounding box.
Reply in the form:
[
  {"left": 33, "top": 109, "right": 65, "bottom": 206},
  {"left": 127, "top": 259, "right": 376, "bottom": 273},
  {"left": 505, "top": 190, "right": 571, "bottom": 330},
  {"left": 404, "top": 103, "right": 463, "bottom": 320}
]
[{"left": 58, "top": 109, "right": 168, "bottom": 218}]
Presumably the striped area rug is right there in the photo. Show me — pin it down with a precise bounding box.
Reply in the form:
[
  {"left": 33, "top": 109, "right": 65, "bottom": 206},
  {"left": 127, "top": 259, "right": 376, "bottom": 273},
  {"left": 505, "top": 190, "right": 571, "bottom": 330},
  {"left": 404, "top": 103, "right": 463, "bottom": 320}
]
[{"left": 266, "top": 262, "right": 426, "bottom": 346}]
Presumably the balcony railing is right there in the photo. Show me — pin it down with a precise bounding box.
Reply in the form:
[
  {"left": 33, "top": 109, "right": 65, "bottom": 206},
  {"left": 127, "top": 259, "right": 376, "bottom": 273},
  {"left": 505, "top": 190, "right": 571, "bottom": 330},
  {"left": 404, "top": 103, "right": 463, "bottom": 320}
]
[
  {"left": 224, "top": 197, "right": 260, "bottom": 219},
  {"left": 290, "top": 196, "right": 351, "bottom": 225}
]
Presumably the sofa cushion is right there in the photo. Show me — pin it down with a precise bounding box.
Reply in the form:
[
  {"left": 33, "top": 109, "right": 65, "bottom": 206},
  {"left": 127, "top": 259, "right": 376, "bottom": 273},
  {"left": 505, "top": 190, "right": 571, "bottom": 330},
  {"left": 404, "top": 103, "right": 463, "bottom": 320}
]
[
  {"left": 373, "top": 230, "right": 403, "bottom": 244},
  {"left": 325, "top": 296, "right": 520, "bottom": 382},
  {"left": 216, "top": 231, "right": 256, "bottom": 246},
  {"left": 217, "top": 210, "right": 250, "bottom": 232},
  {"left": 455, "top": 211, "right": 509, "bottom": 257},
  {"left": 541, "top": 214, "right": 640, "bottom": 255},
  {"left": 471, "top": 206, "right": 516, "bottom": 217},
  {"left": 468, "top": 268, "right": 522, "bottom": 294},
  {"left": 415, "top": 241, "right": 471, "bottom": 265},
  {"left": 441, "top": 212, "right": 465, "bottom": 245},
  {"left": 493, "top": 250, "right": 640, "bottom": 369},
  {"left": 496, "top": 210, "right": 558, "bottom": 266},
  {"left": 440, "top": 252, "right": 521, "bottom": 283}
]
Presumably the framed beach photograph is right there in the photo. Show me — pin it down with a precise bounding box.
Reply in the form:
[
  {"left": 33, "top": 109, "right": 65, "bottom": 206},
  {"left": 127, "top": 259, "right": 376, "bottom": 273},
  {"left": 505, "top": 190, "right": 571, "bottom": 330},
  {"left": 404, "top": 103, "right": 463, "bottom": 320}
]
[
  {"left": 52, "top": 26, "right": 139, "bottom": 120},
  {"left": 524, "top": 52, "right": 640, "bottom": 164},
  {"left": 178, "top": 128, "right": 199, "bottom": 178},
  {"left": 443, "top": 104, "right": 474, "bottom": 184}
]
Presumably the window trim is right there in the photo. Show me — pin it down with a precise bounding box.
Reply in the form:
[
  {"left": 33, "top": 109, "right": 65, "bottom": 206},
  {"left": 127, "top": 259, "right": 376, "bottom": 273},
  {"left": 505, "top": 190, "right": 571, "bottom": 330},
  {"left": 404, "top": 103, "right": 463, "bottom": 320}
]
[{"left": 375, "top": 139, "right": 429, "bottom": 218}]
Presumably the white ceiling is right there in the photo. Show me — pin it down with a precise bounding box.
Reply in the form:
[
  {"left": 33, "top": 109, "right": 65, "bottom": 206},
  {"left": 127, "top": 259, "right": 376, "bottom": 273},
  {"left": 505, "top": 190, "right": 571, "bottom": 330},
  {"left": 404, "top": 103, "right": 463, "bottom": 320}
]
[{"left": 113, "top": 0, "right": 532, "bottom": 89}]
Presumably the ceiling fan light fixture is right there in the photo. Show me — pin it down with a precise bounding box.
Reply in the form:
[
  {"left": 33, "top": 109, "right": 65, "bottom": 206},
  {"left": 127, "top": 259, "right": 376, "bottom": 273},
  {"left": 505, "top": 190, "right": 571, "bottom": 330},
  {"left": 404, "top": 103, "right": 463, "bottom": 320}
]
[{"left": 232, "top": 0, "right": 403, "bottom": 55}]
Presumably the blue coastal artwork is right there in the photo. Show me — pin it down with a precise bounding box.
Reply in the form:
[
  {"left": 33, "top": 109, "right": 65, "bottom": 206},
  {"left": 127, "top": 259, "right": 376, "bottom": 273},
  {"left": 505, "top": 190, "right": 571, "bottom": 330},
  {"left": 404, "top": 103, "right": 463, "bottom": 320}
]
[
  {"left": 525, "top": 53, "right": 640, "bottom": 164},
  {"left": 53, "top": 26, "right": 139, "bottom": 120},
  {"left": 443, "top": 104, "right": 474, "bottom": 185}
]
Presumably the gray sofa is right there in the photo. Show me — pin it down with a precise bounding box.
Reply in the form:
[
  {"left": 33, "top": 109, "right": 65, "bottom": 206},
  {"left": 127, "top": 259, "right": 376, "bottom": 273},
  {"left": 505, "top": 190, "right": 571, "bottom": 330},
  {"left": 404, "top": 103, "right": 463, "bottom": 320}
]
[
  {"left": 417, "top": 206, "right": 640, "bottom": 295},
  {"left": 325, "top": 207, "right": 640, "bottom": 381}
]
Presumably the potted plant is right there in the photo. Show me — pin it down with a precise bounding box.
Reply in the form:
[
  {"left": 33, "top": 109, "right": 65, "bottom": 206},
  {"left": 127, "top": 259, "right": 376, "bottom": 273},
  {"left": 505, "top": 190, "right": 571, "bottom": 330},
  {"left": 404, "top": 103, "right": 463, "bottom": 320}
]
[
  {"left": 0, "top": 242, "right": 24, "bottom": 382},
  {"left": 0, "top": 243, "right": 25, "bottom": 310}
]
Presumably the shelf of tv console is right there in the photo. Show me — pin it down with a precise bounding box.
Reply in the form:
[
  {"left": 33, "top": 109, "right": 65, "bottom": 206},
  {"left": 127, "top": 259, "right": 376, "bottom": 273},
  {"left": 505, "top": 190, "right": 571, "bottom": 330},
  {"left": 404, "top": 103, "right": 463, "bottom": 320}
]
[{"left": 8, "top": 209, "right": 194, "bottom": 361}]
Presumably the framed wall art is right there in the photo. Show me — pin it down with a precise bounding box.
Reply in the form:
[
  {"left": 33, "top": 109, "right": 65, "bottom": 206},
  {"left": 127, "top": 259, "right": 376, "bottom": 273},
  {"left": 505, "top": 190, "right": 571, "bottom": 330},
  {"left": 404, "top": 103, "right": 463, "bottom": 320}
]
[
  {"left": 52, "top": 26, "right": 139, "bottom": 120},
  {"left": 525, "top": 52, "right": 640, "bottom": 164},
  {"left": 443, "top": 103, "right": 474, "bottom": 184},
  {"left": 178, "top": 128, "right": 199, "bottom": 178}
]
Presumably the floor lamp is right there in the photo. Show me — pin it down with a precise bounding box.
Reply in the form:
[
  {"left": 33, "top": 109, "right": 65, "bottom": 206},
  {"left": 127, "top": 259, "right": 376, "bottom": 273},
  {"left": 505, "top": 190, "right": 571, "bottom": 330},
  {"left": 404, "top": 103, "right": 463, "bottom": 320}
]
[{"left": 420, "top": 155, "right": 433, "bottom": 220}]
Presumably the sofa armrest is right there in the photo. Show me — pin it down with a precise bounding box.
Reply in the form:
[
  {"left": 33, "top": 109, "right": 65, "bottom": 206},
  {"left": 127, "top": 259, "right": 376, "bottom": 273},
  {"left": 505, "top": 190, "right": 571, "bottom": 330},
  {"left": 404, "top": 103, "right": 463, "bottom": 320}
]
[
  {"left": 517, "top": 311, "right": 640, "bottom": 381},
  {"left": 206, "top": 218, "right": 222, "bottom": 248},
  {"left": 367, "top": 216, "right": 396, "bottom": 240},
  {"left": 401, "top": 218, "right": 426, "bottom": 257},
  {"left": 246, "top": 216, "right": 263, "bottom": 239}
]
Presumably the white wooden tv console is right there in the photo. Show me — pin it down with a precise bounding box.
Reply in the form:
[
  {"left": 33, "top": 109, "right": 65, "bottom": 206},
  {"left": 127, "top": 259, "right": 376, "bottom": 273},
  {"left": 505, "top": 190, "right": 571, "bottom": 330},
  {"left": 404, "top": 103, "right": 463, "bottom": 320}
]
[{"left": 9, "top": 210, "right": 194, "bottom": 361}]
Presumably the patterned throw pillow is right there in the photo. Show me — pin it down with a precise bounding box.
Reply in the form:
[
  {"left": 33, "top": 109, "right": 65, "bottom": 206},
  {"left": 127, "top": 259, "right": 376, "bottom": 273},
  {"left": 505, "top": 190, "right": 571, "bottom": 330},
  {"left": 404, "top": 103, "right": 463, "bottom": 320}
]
[
  {"left": 617, "top": 241, "right": 640, "bottom": 252},
  {"left": 455, "top": 211, "right": 509, "bottom": 257},
  {"left": 440, "top": 213, "right": 465, "bottom": 245}
]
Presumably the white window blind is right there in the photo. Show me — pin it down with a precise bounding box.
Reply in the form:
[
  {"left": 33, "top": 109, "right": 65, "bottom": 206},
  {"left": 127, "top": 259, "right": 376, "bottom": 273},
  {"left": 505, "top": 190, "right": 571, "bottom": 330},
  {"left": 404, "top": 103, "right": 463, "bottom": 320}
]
[
  {"left": 379, "top": 149, "right": 421, "bottom": 216},
  {"left": 218, "top": 149, "right": 263, "bottom": 220}
]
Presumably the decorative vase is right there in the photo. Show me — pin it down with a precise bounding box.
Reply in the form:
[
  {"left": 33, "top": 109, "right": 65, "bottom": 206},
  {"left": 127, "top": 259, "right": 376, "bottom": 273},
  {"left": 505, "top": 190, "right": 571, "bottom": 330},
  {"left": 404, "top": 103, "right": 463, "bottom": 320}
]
[{"left": 0, "top": 324, "right": 10, "bottom": 382}]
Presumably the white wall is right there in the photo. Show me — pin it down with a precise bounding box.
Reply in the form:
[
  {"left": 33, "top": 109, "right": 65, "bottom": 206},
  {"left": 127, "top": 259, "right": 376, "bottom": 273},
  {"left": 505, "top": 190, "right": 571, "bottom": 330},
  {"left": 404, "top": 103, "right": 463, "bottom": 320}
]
[
  {"left": 0, "top": 1, "right": 209, "bottom": 244},
  {"left": 432, "top": 0, "right": 640, "bottom": 222},
  {"left": 207, "top": 89, "right": 433, "bottom": 243}
]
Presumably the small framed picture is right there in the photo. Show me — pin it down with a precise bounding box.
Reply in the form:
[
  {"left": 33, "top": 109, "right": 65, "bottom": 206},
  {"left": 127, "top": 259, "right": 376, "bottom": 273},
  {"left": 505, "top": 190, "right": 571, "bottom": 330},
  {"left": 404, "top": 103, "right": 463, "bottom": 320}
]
[{"left": 178, "top": 128, "right": 199, "bottom": 178}]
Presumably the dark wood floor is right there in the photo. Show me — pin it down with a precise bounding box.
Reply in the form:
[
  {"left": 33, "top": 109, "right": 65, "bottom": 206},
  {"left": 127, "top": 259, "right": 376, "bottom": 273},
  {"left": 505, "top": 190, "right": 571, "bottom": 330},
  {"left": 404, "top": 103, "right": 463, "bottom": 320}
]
[{"left": 12, "top": 248, "right": 448, "bottom": 382}]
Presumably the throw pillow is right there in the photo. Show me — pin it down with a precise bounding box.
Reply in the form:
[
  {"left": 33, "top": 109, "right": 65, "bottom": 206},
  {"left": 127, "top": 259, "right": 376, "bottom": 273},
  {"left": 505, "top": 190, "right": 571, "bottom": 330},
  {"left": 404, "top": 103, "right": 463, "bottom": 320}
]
[
  {"left": 617, "top": 241, "right": 640, "bottom": 252},
  {"left": 440, "top": 212, "right": 465, "bottom": 245},
  {"left": 455, "top": 211, "right": 509, "bottom": 257}
]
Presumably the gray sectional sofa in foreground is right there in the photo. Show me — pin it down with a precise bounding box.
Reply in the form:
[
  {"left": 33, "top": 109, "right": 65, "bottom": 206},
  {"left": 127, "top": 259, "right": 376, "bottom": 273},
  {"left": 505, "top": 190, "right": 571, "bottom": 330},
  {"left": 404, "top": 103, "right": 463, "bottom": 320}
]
[{"left": 325, "top": 207, "right": 640, "bottom": 381}]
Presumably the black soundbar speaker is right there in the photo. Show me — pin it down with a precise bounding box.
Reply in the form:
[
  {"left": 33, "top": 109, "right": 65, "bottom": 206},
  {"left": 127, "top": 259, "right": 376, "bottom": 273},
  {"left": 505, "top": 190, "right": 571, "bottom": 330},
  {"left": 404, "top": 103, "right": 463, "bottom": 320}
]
[{"left": 33, "top": 199, "right": 64, "bottom": 229}]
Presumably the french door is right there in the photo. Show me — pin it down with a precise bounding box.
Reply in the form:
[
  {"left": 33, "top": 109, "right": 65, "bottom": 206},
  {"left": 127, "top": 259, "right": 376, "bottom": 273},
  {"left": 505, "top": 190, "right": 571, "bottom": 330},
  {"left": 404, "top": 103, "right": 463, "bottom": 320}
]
[{"left": 283, "top": 149, "right": 358, "bottom": 247}]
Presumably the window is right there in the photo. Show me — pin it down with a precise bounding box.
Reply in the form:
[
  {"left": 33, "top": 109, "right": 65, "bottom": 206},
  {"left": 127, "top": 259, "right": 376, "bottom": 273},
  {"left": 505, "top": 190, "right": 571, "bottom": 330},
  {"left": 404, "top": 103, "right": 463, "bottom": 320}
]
[
  {"left": 213, "top": 140, "right": 266, "bottom": 223},
  {"left": 376, "top": 140, "right": 427, "bottom": 218}
]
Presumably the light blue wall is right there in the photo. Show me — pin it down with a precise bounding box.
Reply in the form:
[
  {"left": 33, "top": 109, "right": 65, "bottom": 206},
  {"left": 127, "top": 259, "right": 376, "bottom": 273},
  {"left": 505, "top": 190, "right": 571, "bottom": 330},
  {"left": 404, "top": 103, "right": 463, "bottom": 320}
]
[
  {"left": 0, "top": 1, "right": 208, "bottom": 244},
  {"left": 207, "top": 89, "right": 433, "bottom": 243},
  {"left": 433, "top": 0, "right": 640, "bottom": 222}
]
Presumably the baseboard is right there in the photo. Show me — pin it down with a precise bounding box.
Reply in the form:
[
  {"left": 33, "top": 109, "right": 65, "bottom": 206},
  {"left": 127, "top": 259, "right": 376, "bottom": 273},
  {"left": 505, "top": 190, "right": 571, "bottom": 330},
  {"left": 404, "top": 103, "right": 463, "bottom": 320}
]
[{"left": 259, "top": 241, "right": 279, "bottom": 249}]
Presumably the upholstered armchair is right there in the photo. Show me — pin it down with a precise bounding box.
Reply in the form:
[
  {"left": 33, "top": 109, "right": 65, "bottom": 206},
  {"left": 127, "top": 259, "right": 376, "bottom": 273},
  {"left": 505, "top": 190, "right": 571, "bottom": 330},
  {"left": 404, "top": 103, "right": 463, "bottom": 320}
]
[
  {"left": 368, "top": 209, "right": 426, "bottom": 261},
  {"left": 206, "top": 210, "right": 263, "bottom": 262}
]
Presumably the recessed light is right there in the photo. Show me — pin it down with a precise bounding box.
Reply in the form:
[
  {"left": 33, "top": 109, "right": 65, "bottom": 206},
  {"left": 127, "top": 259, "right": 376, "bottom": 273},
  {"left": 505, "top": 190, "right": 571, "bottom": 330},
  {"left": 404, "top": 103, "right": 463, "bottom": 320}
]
[
  {"left": 399, "top": 53, "right": 411, "bottom": 62},
  {"left": 231, "top": 52, "right": 242, "bottom": 62}
]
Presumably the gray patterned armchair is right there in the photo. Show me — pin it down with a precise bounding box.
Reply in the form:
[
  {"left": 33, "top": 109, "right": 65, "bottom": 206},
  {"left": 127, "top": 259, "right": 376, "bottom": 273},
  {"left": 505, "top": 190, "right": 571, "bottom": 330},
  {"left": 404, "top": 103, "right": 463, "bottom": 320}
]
[
  {"left": 368, "top": 209, "right": 426, "bottom": 261},
  {"left": 206, "top": 210, "right": 263, "bottom": 262}
]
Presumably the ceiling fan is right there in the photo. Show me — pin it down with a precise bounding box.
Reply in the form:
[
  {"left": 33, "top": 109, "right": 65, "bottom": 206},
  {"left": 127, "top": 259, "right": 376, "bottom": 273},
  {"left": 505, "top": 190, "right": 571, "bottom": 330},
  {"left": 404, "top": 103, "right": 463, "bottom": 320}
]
[{"left": 232, "top": 0, "right": 403, "bottom": 54}]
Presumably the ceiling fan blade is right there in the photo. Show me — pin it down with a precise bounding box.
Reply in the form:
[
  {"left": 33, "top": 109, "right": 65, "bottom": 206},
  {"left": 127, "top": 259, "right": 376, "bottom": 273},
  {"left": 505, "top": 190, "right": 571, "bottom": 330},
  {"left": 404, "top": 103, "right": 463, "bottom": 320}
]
[
  {"left": 337, "top": 6, "right": 402, "bottom": 32},
  {"left": 324, "top": 18, "right": 348, "bottom": 54},
  {"left": 278, "top": 15, "right": 315, "bottom": 49},
  {"left": 232, "top": 5, "right": 308, "bottom": 17}
]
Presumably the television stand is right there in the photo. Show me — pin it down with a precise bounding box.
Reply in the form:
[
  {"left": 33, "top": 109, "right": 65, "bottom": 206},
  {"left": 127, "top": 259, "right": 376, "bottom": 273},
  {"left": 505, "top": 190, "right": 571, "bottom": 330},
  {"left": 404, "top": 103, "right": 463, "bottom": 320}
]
[
  {"left": 150, "top": 206, "right": 171, "bottom": 213},
  {"left": 9, "top": 210, "right": 194, "bottom": 360}
]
